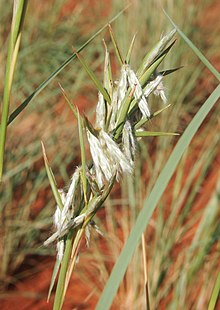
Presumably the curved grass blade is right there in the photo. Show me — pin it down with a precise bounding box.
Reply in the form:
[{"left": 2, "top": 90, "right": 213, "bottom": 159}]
[
  {"left": 163, "top": 10, "right": 220, "bottom": 82},
  {"left": 96, "top": 84, "right": 220, "bottom": 310},
  {"left": 75, "top": 50, "right": 111, "bottom": 104},
  {"left": 7, "top": 7, "right": 129, "bottom": 125},
  {"left": 0, "top": 0, "right": 28, "bottom": 180}
]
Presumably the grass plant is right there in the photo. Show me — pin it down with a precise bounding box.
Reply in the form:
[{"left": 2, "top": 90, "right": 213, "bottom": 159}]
[
  {"left": 42, "top": 25, "right": 178, "bottom": 309},
  {"left": 0, "top": 1, "right": 219, "bottom": 310}
]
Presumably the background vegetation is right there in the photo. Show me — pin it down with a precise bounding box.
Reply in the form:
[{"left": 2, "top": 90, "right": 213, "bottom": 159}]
[{"left": 0, "top": 0, "right": 219, "bottom": 309}]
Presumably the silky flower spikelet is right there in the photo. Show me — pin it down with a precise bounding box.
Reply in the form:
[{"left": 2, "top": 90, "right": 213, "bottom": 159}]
[
  {"left": 87, "top": 129, "right": 133, "bottom": 187},
  {"left": 126, "top": 65, "right": 151, "bottom": 118},
  {"left": 122, "top": 121, "right": 135, "bottom": 165}
]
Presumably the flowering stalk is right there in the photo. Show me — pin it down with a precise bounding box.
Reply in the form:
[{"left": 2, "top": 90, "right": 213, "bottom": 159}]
[{"left": 42, "top": 27, "right": 178, "bottom": 309}]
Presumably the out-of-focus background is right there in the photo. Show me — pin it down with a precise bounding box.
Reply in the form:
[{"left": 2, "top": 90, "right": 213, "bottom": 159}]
[{"left": 0, "top": 0, "right": 219, "bottom": 309}]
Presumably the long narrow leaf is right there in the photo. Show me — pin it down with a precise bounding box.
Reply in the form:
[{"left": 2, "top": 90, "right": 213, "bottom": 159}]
[
  {"left": 163, "top": 10, "right": 220, "bottom": 81},
  {"left": 47, "top": 259, "right": 61, "bottom": 302},
  {"left": 125, "top": 33, "right": 137, "bottom": 64},
  {"left": 75, "top": 51, "right": 111, "bottom": 104},
  {"left": 134, "top": 104, "right": 172, "bottom": 130},
  {"left": 0, "top": 0, "right": 28, "bottom": 180},
  {"left": 208, "top": 271, "right": 220, "bottom": 310},
  {"left": 135, "top": 131, "right": 179, "bottom": 137},
  {"left": 103, "top": 40, "right": 112, "bottom": 96},
  {"left": 59, "top": 83, "right": 77, "bottom": 119},
  {"left": 108, "top": 24, "right": 124, "bottom": 66},
  {"left": 41, "top": 141, "right": 63, "bottom": 211},
  {"left": 96, "top": 84, "right": 220, "bottom": 310}
]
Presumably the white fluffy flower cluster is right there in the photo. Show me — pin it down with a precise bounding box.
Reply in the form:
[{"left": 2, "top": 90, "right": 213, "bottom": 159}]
[
  {"left": 47, "top": 61, "right": 168, "bottom": 260},
  {"left": 87, "top": 64, "right": 166, "bottom": 190},
  {"left": 53, "top": 168, "right": 80, "bottom": 261},
  {"left": 87, "top": 129, "right": 133, "bottom": 188}
]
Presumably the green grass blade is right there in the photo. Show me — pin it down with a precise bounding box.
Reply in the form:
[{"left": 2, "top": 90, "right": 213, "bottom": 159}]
[
  {"left": 47, "top": 258, "right": 61, "bottom": 302},
  {"left": 0, "top": 0, "right": 28, "bottom": 181},
  {"left": 208, "top": 271, "right": 220, "bottom": 310},
  {"left": 53, "top": 230, "right": 75, "bottom": 310},
  {"left": 103, "top": 40, "right": 113, "bottom": 97},
  {"left": 134, "top": 104, "right": 171, "bottom": 130},
  {"left": 75, "top": 51, "right": 111, "bottom": 104},
  {"left": 96, "top": 85, "right": 220, "bottom": 310},
  {"left": 135, "top": 131, "right": 179, "bottom": 137},
  {"left": 137, "top": 29, "right": 176, "bottom": 77},
  {"left": 125, "top": 33, "right": 137, "bottom": 64},
  {"left": 108, "top": 24, "right": 124, "bottom": 66},
  {"left": 163, "top": 10, "right": 220, "bottom": 81},
  {"left": 41, "top": 141, "right": 63, "bottom": 211},
  {"left": 59, "top": 83, "right": 77, "bottom": 119},
  {"left": 7, "top": 7, "right": 128, "bottom": 125},
  {"left": 139, "top": 40, "right": 176, "bottom": 86},
  {"left": 159, "top": 66, "right": 183, "bottom": 76}
]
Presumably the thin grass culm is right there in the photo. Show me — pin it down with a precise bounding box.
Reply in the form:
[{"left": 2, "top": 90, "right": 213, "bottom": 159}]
[
  {"left": 0, "top": 0, "right": 28, "bottom": 181},
  {"left": 43, "top": 27, "right": 178, "bottom": 310}
]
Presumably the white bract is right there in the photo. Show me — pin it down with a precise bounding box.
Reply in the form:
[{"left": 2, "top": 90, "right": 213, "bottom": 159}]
[
  {"left": 96, "top": 92, "right": 106, "bottom": 130},
  {"left": 53, "top": 190, "right": 66, "bottom": 262},
  {"left": 117, "top": 66, "right": 128, "bottom": 108},
  {"left": 87, "top": 129, "right": 133, "bottom": 188},
  {"left": 126, "top": 65, "right": 151, "bottom": 118},
  {"left": 53, "top": 169, "right": 80, "bottom": 261},
  {"left": 144, "top": 75, "right": 164, "bottom": 97},
  {"left": 122, "top": 121, "right": 135, "bottom": 165},
  {"left": 153, "top": 79, "right": 167, "bottom": 104}
]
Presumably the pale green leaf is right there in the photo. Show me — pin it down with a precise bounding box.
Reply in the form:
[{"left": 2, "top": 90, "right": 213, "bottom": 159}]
[
  {"left": 41, "top": 141, "right": 63, "bottom": 211},
  {"left": 163, "top": 11, "right": 220, "bottom": 81},
  {"left": 76, "top": 51, "right": 111, "bottom": 104},
  {"left": 108, "top": 24, "right": 124, "bottom": 66},
  {"left": 125, "top": 33, "right": 137, "bottom": 64},
  {"left": 135, "top": 131, "right": 179, "bottom": 137},
  {"left": 47, "top": 258, "right": 61, "bottom": 302}
]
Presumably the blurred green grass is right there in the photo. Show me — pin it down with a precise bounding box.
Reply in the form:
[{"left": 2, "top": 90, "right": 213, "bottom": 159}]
[{"left": 0, "top": 0, "right": 219, "bottom": 309}]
